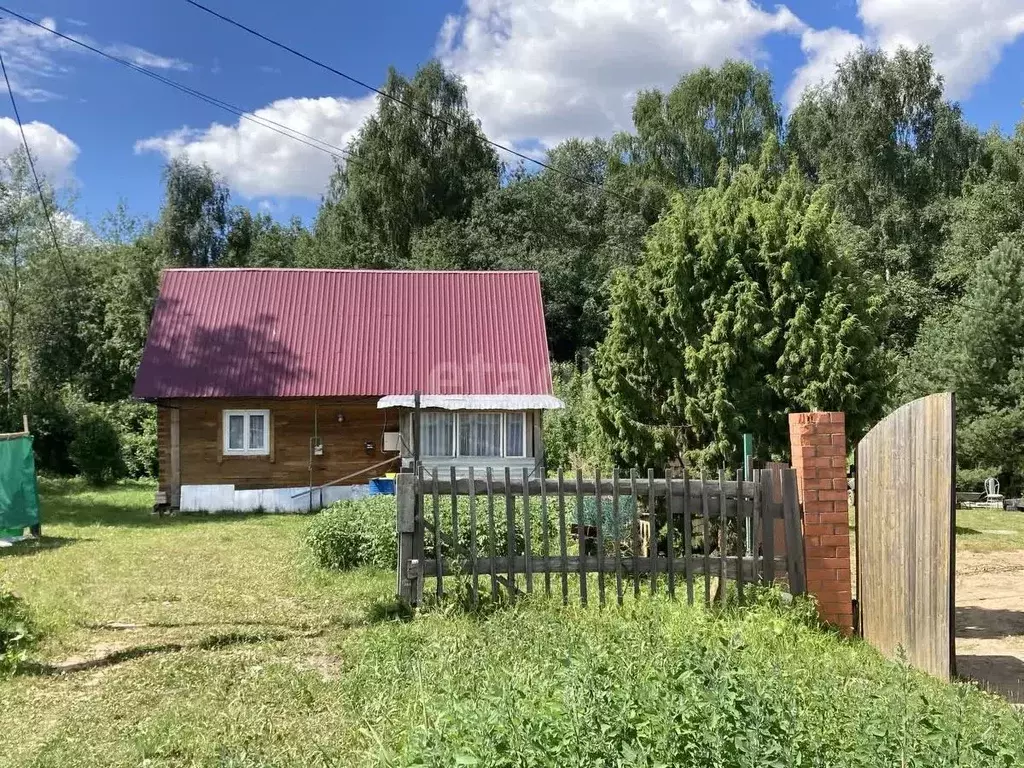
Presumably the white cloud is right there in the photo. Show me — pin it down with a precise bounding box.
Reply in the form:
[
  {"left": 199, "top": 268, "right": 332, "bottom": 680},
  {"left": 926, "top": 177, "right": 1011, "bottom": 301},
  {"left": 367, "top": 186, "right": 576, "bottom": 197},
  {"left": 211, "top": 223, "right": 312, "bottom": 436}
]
[
  {"left": 105, "top": 44, "right": 191, "bottom": 72},
  {"left": 437, "top": 0, "right": 804, "bottom": 150},
  {"left": 53, "top": 210, "right": 98, "bottom": 246},
  {"left": 0, "top": 118, "right": 79, "bottom": 184},
  {"left": 858, "top": 0, "right": 1024, "bottom": 99},
  {"left": 0, "top": 15, "right": 191, "bottom": 101},
  {"left": 786, "top": 27, "right": 863, "bottom": 109},
  {"left": 134, "top": 95, "right": 376, "bottom": 199},
  {"left": 788, "top": 1, "right": 1024, "bottom": 107},
  {"left": 128, "top": 0, "right": 1024, "bottom": 202}
]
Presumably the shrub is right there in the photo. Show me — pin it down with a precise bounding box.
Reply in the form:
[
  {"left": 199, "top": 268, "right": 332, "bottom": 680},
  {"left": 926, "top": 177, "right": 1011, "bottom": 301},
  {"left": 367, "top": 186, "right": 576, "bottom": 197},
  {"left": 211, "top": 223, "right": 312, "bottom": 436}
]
[
  {"left": 306, "top": 496, "right": 397, "bottom": 570},
  {"left": 12, "top": 387, "right": 77, "bottom": 475},
  {"left": 544, "top": 361, "right": 610, "bottom": 472},
  {"left": 68, "top": 407, "right": 123, "bottom": 485},
  {"left": 108, "top": 400, "right": 157, "bottom": 479},
  {"left": 0, "top": 586, "right": 37, "bottom": 675}
]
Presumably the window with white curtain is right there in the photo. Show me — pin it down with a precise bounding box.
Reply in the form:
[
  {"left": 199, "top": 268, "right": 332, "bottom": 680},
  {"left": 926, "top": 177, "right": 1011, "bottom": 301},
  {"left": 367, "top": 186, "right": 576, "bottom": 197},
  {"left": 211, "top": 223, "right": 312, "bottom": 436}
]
[
  {"left": 459, "top": 412, "right": 503, "bottom": 457},
  {"left": 421, "top": 412, "right": 455, "bottom": 457},
  {"left": 222, "top": 410, "right": 270, "bottom": 456},
  {"left": 417, "top": 411, "right": 528, "bottom": 459},
  {"left": 504, "top": 412, "right": 525, "bottom": 457}
]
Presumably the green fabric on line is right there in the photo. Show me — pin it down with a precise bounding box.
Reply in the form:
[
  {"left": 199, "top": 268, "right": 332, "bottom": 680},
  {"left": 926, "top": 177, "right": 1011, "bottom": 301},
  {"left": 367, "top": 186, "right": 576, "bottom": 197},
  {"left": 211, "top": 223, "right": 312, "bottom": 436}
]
[{"left": 0, "top": 435, "right": 39, "bottom": 530}]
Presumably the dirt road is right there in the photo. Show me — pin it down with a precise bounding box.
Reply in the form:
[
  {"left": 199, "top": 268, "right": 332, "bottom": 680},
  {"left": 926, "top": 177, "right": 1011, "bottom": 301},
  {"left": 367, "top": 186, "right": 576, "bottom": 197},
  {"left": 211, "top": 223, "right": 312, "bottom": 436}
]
[{"left": 956, "top": 549, "right": 1024, "bottom": 704}]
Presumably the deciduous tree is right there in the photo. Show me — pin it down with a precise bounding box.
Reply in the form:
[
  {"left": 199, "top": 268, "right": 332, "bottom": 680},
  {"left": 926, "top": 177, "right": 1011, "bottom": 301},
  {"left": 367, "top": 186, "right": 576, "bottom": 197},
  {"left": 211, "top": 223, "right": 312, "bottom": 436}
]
[
  {"left": 156, "top": 157, "right": 229, "bottom": 267},
  {"left": 309, "top": 60, "right": 499, "bottom": 267},
  {"left": 786, "top": 46, "right": 979, "bottom": 350},
  {"left": 902, "top": 240, "right": 1024, "bottom": 491}
]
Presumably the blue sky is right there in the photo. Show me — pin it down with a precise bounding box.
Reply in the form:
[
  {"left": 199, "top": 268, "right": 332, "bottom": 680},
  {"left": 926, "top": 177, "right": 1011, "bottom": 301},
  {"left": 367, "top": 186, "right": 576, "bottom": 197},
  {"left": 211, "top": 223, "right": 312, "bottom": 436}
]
[{"left": 3, "top": 0, "right": 1024, "bottom": 232}]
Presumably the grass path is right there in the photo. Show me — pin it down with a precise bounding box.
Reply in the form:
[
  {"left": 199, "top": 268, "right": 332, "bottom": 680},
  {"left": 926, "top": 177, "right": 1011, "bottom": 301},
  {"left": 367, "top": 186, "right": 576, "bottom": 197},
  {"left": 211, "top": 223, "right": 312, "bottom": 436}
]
[
  {"left": 0, "top": 479, "right": 393, "bottom": 766},
  {"left": 2, "top": 479, "right": 390, "bottom": 658}
]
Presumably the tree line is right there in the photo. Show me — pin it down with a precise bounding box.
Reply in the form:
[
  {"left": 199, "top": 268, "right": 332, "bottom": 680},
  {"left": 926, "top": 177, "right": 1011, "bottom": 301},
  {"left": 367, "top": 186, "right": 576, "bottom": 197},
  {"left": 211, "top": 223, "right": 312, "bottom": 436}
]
[{"left": 3, "top": 47, "right": 1022, "bottom": 491}]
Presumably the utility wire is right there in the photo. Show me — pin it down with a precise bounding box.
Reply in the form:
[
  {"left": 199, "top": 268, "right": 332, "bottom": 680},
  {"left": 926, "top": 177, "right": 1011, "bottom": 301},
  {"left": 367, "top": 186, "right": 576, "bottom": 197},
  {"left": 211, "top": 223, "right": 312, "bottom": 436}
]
[
  {"left": 183, "top": 0, "right": 643, "bottom": 207},
  {"left": 0, "top": 7, "right": 357, "bottom": 167},
  {"left": 0, "top": 44, "right": 73, "bottom": 282}
]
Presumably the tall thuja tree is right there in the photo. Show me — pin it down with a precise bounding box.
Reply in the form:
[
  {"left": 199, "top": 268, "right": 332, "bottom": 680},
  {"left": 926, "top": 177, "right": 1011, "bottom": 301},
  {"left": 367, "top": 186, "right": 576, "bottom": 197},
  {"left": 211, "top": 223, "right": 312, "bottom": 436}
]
[
  {"left": 309, "top": 60, "right": 499, "bottom": 267},
  {"left": 593, "top": 137, "right": 887, "bottom": 470},
  {"left": 786, "top": 46, "right": 979, "bottom": 351},
  {"left": 157, "top": 157, "right": 229, "bottom": 267},
  {"left": 902, "top": 240, "right": 1024, "bottom": 491}
]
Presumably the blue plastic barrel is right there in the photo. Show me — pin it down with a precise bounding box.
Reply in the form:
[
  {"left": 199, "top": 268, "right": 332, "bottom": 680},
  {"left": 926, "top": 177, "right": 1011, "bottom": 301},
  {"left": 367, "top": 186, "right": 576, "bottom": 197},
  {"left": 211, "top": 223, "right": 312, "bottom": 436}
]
[{"left": 369, "top": 477, "right": 396, "bottom": 495}]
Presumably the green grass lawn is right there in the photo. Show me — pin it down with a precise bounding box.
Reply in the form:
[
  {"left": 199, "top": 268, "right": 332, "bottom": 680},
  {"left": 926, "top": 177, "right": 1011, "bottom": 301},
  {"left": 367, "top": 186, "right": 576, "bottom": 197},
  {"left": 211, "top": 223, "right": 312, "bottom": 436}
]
[
  {"left": 1, "top": 480, "right": 1022, "bottom": 767},
  {"left": 849, "top": 505, "right": 1024, "bottom": 557},
  {"left": 955, "top": 506, "right": 1024, "bottom": 552}
]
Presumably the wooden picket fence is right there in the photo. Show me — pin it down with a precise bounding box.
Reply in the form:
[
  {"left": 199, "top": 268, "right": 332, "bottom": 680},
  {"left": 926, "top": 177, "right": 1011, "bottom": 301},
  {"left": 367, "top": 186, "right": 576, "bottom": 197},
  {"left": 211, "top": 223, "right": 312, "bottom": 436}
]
[{"left": 396, "top": 466, "right": 805, "bottom": 607}]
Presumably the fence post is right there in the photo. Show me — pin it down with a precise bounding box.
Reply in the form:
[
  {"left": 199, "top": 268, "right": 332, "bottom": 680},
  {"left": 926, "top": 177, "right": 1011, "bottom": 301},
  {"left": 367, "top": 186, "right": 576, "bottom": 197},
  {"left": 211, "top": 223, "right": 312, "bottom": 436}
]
[
  {"left": 788, "top": 412, "right": 853, "bottom": 634},
  {"left": 396, "top": 471, "right": 421, "bottom": 606}
]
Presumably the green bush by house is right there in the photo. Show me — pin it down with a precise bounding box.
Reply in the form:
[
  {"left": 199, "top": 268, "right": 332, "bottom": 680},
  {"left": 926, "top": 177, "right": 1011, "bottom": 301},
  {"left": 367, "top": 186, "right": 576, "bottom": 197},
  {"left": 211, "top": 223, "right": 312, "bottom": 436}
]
[{"left": 306, "top": 496, "right": 398, "bottom": 570}]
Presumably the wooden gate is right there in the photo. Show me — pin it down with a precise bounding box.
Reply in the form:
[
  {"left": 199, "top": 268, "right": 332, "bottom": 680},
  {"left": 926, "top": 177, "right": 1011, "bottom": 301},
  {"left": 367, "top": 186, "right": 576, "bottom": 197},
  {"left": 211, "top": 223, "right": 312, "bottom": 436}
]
[
  {"left": 396, "top": 466, "right": 805, "bottom": 608},
  {"left": 856, "top": 393, "right": 956, "bottom": 679}
]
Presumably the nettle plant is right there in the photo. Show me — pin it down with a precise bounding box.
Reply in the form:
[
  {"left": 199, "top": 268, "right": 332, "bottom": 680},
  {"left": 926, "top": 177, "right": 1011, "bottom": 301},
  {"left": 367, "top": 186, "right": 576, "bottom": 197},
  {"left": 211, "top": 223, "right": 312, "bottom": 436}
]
[{"left": 0, "top": 586, "right": 37, "bottom": 675}]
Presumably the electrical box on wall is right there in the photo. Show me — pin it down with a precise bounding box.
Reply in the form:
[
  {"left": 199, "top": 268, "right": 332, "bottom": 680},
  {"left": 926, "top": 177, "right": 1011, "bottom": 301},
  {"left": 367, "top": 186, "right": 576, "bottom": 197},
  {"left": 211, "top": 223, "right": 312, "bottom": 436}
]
[{"left": 382, "top": 432, "right": 401, "bottom": 452}]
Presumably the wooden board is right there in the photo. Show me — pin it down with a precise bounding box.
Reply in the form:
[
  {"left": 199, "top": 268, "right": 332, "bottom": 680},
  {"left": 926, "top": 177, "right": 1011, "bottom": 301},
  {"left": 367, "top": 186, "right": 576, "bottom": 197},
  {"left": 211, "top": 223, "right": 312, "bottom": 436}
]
[
  {"left": 156, "top": 398, "right": 399, "bottom": 497},
  {"left": 856, "top": 393, "right": 955, "bottom": 680}
]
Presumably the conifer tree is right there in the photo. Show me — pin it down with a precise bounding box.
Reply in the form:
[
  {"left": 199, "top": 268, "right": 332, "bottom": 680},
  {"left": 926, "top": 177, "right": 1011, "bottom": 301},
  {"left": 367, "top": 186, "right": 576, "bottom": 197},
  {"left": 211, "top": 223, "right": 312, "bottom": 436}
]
[{"left": 594, "top": 137, "right": 887, "bottom": 469}]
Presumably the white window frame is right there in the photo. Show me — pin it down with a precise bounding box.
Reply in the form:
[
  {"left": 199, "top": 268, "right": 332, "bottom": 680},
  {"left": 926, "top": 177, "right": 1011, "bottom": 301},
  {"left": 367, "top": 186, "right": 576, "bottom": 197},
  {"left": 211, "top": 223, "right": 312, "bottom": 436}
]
[{"left": 222, "top": 409, "right": 271, "bottom": 456}]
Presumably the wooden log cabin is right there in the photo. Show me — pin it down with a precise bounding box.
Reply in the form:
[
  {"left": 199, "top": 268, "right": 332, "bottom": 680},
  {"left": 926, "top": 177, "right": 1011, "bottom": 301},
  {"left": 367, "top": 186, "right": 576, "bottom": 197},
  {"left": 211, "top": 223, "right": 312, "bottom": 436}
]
[{"left": 133, "top": 268, "right": 562, "bottom": 512}]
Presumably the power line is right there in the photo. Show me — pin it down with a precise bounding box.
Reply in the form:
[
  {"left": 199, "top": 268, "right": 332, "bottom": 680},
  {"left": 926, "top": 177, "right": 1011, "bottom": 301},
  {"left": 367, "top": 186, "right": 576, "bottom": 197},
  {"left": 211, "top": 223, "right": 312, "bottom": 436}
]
[
  {"left": 183, "top": 0, "right": 643, "bottom": 207},
  {"left": 0, "top": 44, "right": 73, "bottom": 282},
  {"left": 0, "top": 6, "right": 357, "bottom": 167}
]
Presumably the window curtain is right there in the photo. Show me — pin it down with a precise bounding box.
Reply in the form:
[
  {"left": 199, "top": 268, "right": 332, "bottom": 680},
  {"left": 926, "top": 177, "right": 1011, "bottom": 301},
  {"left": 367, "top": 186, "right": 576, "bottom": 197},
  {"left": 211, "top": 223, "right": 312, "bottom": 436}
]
[
  {"left": 505, "top": 413, "right": 525, "bottom": 457},
  {"left": 248, "top": 413, "right": 266, "bottom": 450},
  {"left": 421, "top": 412, "right": 454, "bottom": 456},
  {"left": 459, "top": 413, "right": 503, "bottom": 457}
]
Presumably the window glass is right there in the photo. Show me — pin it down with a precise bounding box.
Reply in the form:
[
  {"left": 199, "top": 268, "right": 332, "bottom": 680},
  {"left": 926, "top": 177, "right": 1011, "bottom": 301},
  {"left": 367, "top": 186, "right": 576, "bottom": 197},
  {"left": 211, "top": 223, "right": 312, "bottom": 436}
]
[
  {"left": 224, "top": 410, "right": 270, "bottom": 455},
  {"left": 228, "top": 414, "right": 245, "bottom": 450},
  {"left": 505, "top": 413, "right": 525, "bottom": 457},
  {"left": 459, "top": 413, "right": 502, "bottom": 457},
  {"left": 421, "top": 412, "right": 454, "bottom": 457},
  {"left": 248, "top": 413, "right": 266, "bottom": 451}
]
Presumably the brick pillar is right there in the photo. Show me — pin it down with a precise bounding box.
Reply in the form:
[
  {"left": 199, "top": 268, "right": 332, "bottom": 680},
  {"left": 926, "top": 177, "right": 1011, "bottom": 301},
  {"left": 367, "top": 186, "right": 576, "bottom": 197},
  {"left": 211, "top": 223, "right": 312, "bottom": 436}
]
[{"left": 788, "top": 412, "right": 853, "bottom": 633}]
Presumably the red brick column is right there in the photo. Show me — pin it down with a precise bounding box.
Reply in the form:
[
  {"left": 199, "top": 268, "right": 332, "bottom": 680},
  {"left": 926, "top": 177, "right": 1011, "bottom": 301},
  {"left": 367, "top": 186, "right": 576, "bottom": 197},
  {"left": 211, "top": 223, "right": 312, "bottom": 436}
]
[{"left": 788, "top": 412, "right": 853, "bottom": 633}]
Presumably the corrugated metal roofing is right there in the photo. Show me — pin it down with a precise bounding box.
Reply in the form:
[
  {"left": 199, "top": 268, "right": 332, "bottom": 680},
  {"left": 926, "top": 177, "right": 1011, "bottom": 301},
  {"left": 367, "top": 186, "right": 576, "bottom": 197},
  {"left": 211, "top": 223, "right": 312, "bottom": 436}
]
[{"left": 132, "top": 268, "right": 555, "bottom": 399}]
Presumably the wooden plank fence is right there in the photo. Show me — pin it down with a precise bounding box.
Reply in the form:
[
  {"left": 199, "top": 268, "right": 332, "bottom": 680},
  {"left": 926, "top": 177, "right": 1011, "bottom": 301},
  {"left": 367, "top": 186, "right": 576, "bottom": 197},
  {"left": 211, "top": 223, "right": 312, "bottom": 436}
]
[{"left": 397, "top": 466, "right": 805, "bottom": 607}]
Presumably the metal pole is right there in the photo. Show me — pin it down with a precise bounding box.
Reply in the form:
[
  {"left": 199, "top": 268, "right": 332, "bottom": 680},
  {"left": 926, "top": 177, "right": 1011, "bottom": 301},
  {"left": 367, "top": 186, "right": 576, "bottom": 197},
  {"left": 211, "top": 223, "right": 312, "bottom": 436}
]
[
  {"left": 743, "top": 432, "right": 754, "bottom": 553},
  {"left": 413, "top": 391, "right": 421, "bottom": 473}
]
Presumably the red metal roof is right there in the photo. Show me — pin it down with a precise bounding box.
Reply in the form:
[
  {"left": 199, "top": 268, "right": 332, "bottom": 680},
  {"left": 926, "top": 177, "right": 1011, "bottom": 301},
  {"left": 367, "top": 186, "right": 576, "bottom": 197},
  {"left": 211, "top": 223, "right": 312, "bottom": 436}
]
[{"left": 133, "top": 268, "right": 554, "bottom": 399}]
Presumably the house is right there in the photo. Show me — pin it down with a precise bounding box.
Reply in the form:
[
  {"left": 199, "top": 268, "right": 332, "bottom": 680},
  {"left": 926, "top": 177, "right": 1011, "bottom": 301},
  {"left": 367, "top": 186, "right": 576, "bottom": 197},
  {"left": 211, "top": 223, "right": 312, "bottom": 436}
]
[{"left": 133, "top": 268, "right": 563, "bottom": 512}]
